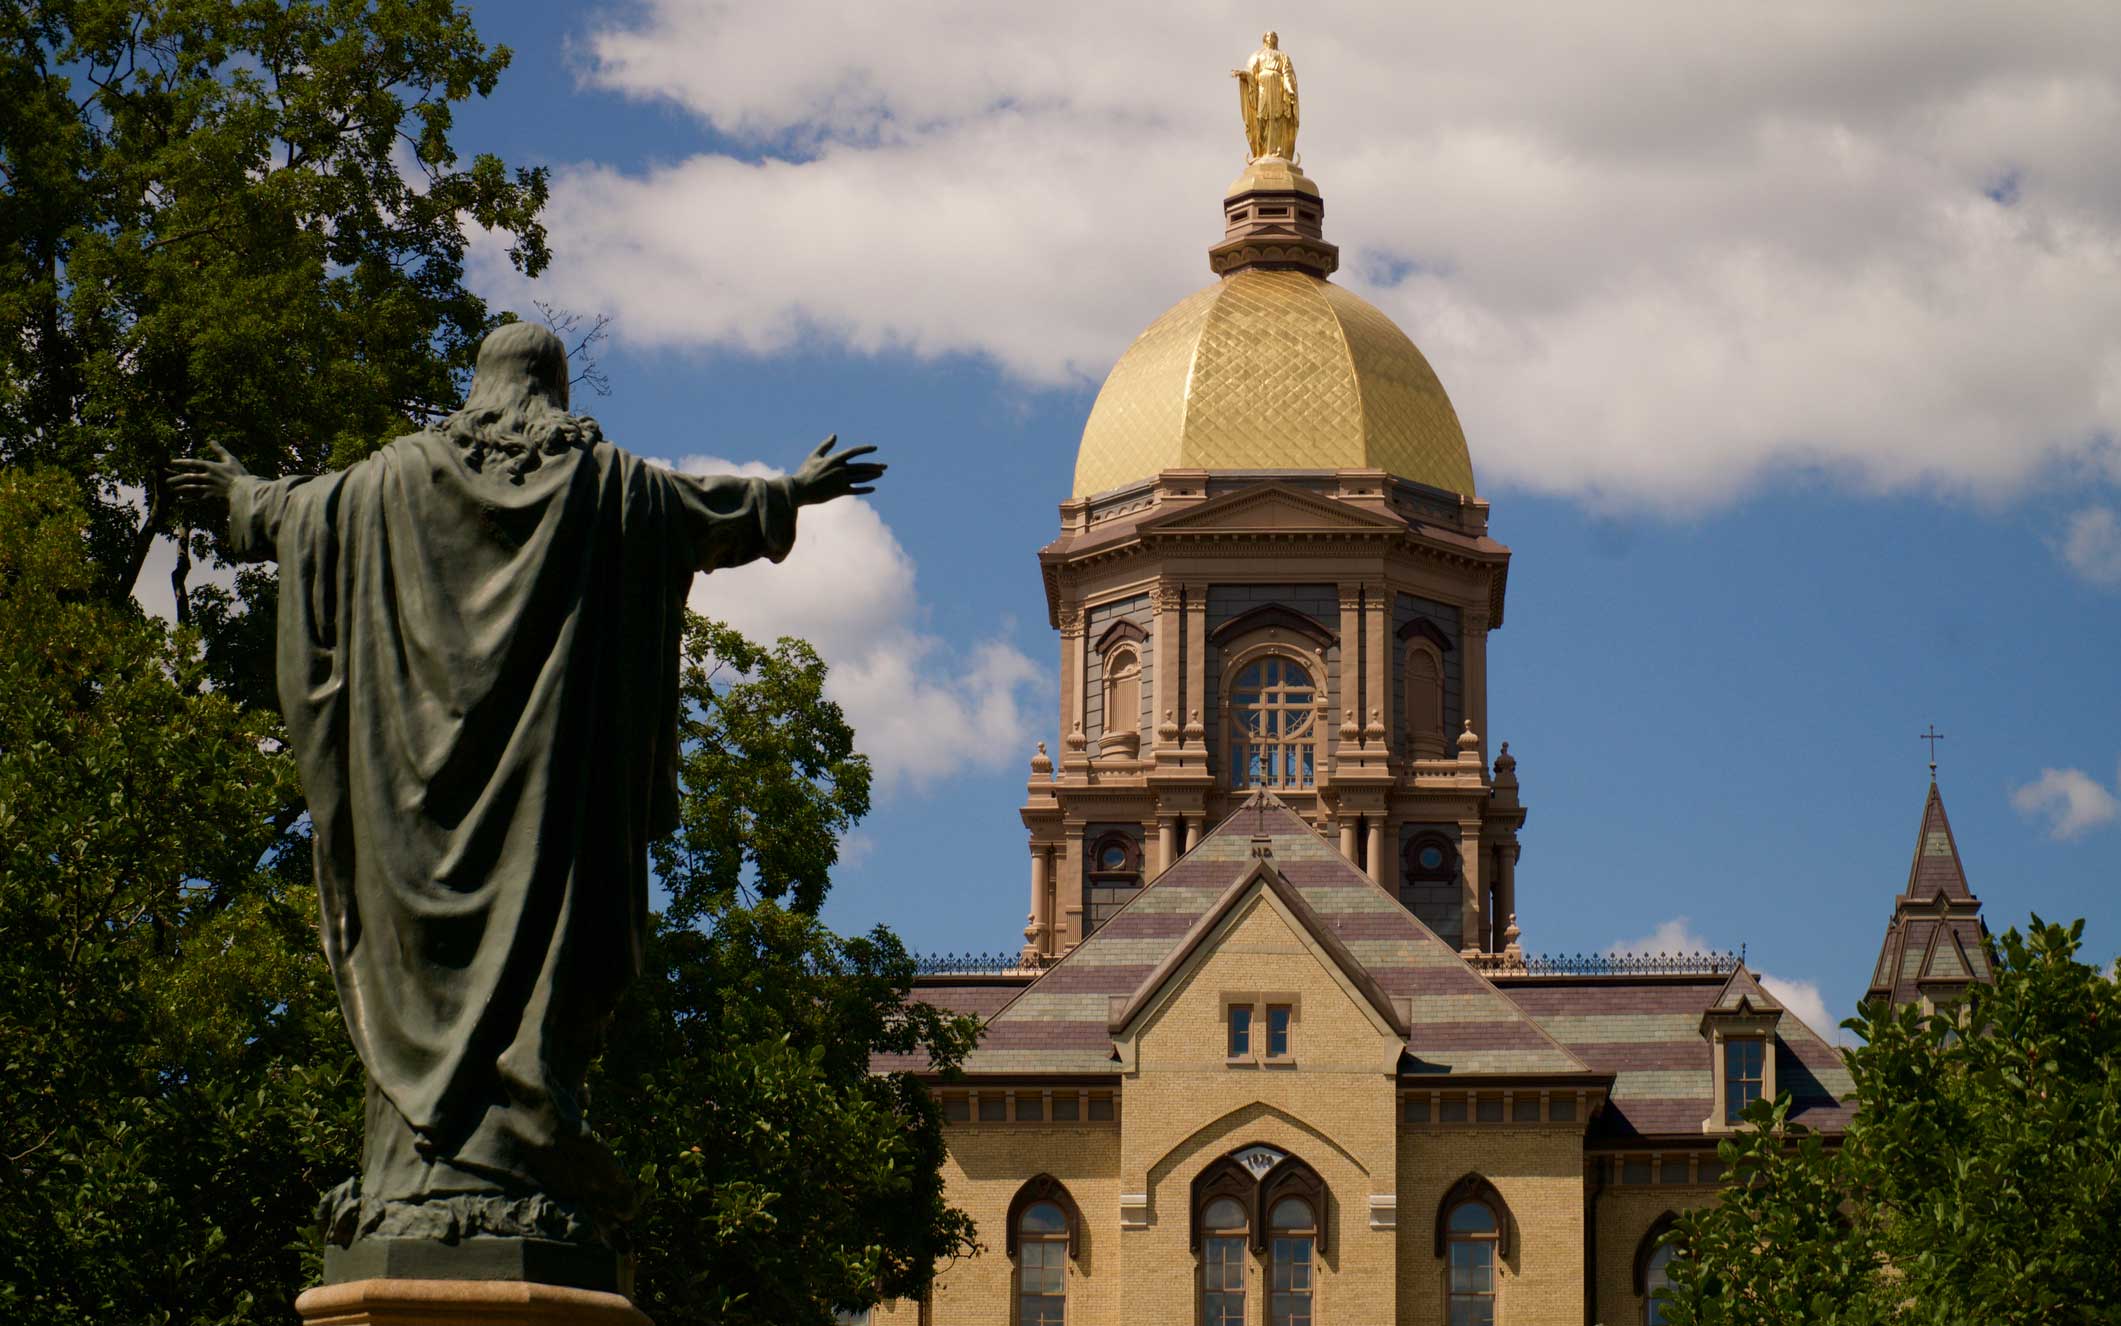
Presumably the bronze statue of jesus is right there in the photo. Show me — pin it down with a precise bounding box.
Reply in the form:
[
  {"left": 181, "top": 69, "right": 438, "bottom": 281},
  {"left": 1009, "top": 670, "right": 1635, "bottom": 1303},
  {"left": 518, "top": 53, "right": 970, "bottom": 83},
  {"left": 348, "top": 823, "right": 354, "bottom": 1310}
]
[{"left": 171, "top": 322, "right": 883, "bottom": 1289}]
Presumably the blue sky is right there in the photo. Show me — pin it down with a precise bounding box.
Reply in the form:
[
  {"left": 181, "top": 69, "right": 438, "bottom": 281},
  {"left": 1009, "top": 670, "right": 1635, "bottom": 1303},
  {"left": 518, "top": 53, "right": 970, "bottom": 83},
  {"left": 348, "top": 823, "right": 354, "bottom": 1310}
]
[{"left": 423, "top": 1, "right": 2120, "bottom": 1038}]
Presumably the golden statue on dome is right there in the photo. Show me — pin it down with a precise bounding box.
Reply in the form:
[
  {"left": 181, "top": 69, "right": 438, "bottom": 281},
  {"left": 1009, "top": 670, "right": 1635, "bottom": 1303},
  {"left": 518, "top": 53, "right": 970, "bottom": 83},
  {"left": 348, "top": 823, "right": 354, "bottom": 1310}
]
[{"left": 1232, "top": 31, "right": 1300, "bottom": 161}]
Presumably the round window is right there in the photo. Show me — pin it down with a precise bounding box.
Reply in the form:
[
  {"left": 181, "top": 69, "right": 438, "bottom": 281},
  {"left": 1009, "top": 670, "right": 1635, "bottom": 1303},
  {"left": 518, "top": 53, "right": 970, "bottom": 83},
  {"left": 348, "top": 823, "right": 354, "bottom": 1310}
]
[
  {"left": 1099, "top": 844, "right": 1129, "bottom": 871},
  {"left": 1418, "top": 845, "right": 1445, "bottom": 871}
]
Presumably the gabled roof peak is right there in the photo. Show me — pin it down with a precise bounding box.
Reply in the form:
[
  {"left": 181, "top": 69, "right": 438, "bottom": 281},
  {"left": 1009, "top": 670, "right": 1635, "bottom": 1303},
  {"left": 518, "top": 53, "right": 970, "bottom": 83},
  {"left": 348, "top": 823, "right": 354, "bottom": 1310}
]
[{"left": 1867, "top": 778, "right": 1992, "bottom": 1007}]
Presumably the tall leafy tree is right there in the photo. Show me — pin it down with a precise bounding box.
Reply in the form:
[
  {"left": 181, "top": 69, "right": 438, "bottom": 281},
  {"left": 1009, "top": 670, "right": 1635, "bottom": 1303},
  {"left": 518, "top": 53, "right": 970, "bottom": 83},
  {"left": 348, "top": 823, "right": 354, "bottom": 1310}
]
[
  {"left": 602, "top": 618, "right": 982, "bottom": 1326},
  {"left": 0, "top": 468, "right": 360, "bottom": 1325},
  {"left": 0, "top": 0, "right": 549, "bottom": 616},
  {"left": 1660, "top": 918, "right": 2121, "bottom": 1326}
]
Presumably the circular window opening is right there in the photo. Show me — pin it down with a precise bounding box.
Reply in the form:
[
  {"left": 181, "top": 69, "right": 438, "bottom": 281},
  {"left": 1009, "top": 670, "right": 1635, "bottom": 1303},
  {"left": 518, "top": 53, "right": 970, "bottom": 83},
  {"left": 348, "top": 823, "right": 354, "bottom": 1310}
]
[
  {"left": 1418, "top": 845, "right": 1445, "bottom": 871},
  {"left": 1099, "top": 844, "right": 1128, "bottom": 871}
]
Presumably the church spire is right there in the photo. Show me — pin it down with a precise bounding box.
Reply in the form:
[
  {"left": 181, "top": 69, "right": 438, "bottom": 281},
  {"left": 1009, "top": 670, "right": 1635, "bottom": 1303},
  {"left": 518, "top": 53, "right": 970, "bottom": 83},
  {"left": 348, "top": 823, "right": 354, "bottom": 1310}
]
[{"left": 1865, "top": 778, "right": 1992, "bottom": 1010}]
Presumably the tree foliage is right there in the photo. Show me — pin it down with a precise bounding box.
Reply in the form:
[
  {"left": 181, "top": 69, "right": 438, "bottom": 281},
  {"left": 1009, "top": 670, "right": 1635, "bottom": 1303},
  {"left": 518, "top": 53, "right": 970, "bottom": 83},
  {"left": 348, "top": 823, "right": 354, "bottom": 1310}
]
[
  {"left": 1660, "top": 918, "right": 2121, "bottom": 1326},
  {"left": 0, "top": 468, "right": 360, "bottom": 1324},
  {"left": 609, "top": 614, "right": 980, "bottom": 1326},
  {"left": 0, "top": 0, "right": 548, "bottom": 610}
]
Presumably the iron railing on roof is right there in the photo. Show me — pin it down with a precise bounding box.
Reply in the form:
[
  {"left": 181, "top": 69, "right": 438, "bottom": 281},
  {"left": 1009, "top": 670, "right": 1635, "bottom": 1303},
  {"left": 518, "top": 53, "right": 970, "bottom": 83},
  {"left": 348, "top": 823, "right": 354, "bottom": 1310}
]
[
  {"left": 1485, "top": 948, "right": 1745, "bottom": 977},
  {"left": 913, "top": 951, "right": 1037, "bottom": 976}
]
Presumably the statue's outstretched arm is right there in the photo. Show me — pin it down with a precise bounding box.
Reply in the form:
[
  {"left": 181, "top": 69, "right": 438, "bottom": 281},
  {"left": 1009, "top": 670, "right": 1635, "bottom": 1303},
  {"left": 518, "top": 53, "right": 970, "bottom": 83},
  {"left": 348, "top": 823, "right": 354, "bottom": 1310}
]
[{"left": 666, "top": 437, "right": 885, "bottom": 574}]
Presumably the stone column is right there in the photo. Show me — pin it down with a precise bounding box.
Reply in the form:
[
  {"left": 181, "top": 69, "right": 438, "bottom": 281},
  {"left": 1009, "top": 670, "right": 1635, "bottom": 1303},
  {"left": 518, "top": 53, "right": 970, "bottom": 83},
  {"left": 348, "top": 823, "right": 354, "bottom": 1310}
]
[
  {"left": 1365, "top": 819, "right": 1385, "bottom": 887},
  {"left": 1184, "top": 582, "right": 1209, "bottom": 769},
  {"left": 1496, "top": 843, "right": 1517, "bottom": 948},
  {"left": 1459, "top": 819, "right": 1487, "bottom": 953},
  {"left": 1336, "top": 585, "right": 1363, "bottom": 763},
  {"left": 1339, "top": 818, "right": 1359, "bottom": 864},
  {"left": 1363, "top": 583, "right": 1389, "bottom": 753},
  {"left": 1463, "top": 607, "right": 1490, "bottom": 754},
  {"left": 1151, "top": 583, "right": 1181, "bottom": 763},
  {"left": 1156, "top": 819, "right": 1176, "bottom": 877},
  {"left": 1030, "top": 846, "right": 1053, "bottom": 958}
]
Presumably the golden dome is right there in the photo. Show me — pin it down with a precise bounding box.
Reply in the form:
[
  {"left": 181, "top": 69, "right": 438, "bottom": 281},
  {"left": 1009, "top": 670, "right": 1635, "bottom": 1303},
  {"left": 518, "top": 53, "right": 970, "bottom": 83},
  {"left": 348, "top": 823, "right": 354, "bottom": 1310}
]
[{"left": 1072, "top": 268, "right": 1476, "bottom": 499}]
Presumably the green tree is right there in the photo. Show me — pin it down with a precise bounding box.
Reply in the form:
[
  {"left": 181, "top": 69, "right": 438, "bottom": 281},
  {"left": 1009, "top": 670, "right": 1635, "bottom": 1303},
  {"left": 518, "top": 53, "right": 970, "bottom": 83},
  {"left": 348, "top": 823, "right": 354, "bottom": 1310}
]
[
  {"left": 0, "top": 467, "right": 360, "bottom": 1324},
  {"left": 601, "top": 617, "right": 981, "bottom": 1326},
  {"left": 1660, "top": 918, "right": 2121, "bottom": 1326},
  {"left": 0, "top": 0, "right": 549, "bottom": 615}
]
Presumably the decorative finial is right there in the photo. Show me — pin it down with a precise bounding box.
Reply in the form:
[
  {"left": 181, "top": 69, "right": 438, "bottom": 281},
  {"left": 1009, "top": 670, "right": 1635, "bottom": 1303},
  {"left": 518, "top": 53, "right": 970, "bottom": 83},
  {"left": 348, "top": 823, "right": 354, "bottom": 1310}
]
[
  {"left": 1232, "top": 32, "right": 1299, "bottom": 162},
  {"left": 1458, "top": 719, "right": 1481, "bottom": 753},
  {"left": 1065, "top": 721, "right": 1087, "bottom": 753},
  {"left": 1495, "top": 741, "right": 1516, "bottom": 773},
  {"left": 1030, "top": 740, "right": 1053, "bottom": 775},
  {"left": 1919, "top": 724, "right": 1945, "bottom": 780}
]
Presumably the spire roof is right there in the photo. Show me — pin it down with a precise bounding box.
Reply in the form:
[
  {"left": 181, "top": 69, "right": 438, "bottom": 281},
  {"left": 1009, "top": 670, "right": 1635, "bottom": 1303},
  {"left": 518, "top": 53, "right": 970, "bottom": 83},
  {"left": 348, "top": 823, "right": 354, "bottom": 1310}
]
[{"left": 1867, "top": 779, "right": 1991, "bottom": 1007}]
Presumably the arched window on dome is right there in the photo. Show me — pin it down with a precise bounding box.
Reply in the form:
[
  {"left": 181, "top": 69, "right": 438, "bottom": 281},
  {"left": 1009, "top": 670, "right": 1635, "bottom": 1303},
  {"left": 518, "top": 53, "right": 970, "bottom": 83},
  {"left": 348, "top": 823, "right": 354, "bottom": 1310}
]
[
  {"left": 1405, "top": 640, "right": 1447, "bottom": 759},
  {"left": 1103, "top": 644, "right": 1141, "bottom": 741},
  {"left": 1225, "top": 654, "right": 1319, "bottom": 790},
  {"left": 1199, "top": 1195, "right": 1249, "bottom": 1326}
]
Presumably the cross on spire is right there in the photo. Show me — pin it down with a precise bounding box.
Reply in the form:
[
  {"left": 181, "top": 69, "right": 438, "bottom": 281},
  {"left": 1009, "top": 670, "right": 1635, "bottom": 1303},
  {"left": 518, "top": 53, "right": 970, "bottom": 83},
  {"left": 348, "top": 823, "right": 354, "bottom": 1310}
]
[{"left": 1919, "top": 724, "right": 1946, "bottom": 779}]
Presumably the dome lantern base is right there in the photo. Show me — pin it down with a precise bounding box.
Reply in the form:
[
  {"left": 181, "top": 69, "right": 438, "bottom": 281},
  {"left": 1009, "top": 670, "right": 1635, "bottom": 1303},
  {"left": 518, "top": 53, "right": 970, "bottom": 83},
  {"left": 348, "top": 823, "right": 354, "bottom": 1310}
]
[{"left": 1210, "top": 155, "right": 1338, "bottom": 279}]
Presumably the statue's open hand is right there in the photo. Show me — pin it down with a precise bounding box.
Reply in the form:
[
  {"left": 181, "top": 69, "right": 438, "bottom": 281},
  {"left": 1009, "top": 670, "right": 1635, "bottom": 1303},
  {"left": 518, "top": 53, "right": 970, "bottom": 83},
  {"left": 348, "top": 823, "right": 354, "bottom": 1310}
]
[
  {"left": 167, "top": 442, "right": 252, "bottom": 514},
  {"left": 790, "top": 435, "right": 885, "bottom": 506}
]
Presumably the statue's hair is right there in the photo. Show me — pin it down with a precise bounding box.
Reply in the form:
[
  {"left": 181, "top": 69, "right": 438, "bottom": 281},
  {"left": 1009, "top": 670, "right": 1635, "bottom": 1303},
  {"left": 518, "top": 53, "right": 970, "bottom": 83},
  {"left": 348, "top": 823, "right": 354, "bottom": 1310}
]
[
  {"left": 438, "top": 321, "right": 603, "bottom": 480},
  {"left": 438, "top": 397, "right": 603, "bottom": 481}
]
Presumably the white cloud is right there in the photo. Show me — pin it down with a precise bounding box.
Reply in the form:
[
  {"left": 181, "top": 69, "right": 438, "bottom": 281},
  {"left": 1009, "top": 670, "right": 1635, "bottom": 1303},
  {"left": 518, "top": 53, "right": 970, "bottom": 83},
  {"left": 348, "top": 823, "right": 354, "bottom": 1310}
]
[
  {"left": 1608, "top": 916, "right": 1713, "bottom": 957},
  {"left": 1758, "top": 973, "right": 1846, "bottom": 1046},
  {"left": 677, "top": 456, "right": 1044, "bottom": 792},
  {"left": 2059, "top": 506, "right": 2121, "bottom": 586},
  {"left": 2011, "top": 765, "right": 2121, "bottom": 840},
  {"left": 465, "top": 1, "right": 2121, "bottom": 508}
]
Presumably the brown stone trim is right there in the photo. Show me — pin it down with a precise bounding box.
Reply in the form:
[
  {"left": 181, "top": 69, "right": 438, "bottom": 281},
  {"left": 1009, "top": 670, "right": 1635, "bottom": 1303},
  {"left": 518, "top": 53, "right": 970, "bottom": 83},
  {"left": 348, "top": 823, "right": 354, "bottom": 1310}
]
[
  {"left": 1433, "top": 1173, "right": 1515, "bottom": 1259},
  {"left": 1259, "top": 1155, "right": 1331, "bottom": 1255},
  {"left": 1394, "top": 615, "right": 1454, "bottom": 651},
  {"left": 1005, "top": 1173, "right": 1084, "bottom": 1261},
  {"left": 1207, "top": 602, "right": 1339, "bottom": 650},
  {"left": 1190, "top": 1156, "right": 1255, "bottom": 1253},
  {"left": 1632, "top": 1209, "right": 1682, "bottom": 1295},
  {"left": 1094, "top": 618, "right": 1148, "bottom": 652}
]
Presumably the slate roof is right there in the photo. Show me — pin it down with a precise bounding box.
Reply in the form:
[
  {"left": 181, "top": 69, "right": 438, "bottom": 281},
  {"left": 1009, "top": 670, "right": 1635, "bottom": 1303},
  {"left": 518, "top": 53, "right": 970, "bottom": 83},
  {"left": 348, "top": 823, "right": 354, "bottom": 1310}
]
[
  {"left": 1501, "top": 973, "right": 1856, "bottom": 1142},
  {"left": 932, "top": 792, "right": 1597, "bottom": 1080},
  {"left": 1867, "top": 780, "right": 1992, "bottom": 1006}
]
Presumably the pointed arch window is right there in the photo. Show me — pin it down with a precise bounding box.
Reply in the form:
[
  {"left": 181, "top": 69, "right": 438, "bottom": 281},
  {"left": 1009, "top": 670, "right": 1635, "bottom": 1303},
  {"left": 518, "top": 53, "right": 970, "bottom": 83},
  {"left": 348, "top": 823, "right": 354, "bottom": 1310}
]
[
  {"left": 1007, "top": 1176, "right": 1081, "bottom": 1326},
  {"left": 1227, "top": 655, "right": 1318, "bottom": 789},
  {"left": 1435, "top": 1175, "right": 1513, "bottom": 1326},
  {"left": 1200, "top": 1195, "right": 1248, "bottom": 1326},
  {"left": 1268, "top": 1196, "right": 1317, "bottom": 1326}
]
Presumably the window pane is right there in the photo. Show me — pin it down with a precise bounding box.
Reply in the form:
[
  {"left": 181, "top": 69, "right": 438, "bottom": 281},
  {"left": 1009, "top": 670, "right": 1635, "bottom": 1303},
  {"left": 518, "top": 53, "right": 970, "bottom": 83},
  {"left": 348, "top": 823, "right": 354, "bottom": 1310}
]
[
  {"left": 1449, "top": 1240, "right": 1494, "bottom": 1291},
  {"left": 1017, "top": 1095, "right": 1044, "bottom": 1122},
  {"left": 1448, "top": 1201, "right": 1496, "bottom": 1233},
  {"left": 1660, "top": 1158, "right": 1689, "bottom": 1185},
  {"left": 942, "top": 1095, "right": 969, "bottom": 1122},
  {"left": 1203, "top": 1198, "right": 1247, "bottom": 1231},
  {"left": 1228, "top": 1004, "right": 1252, "bottom": 1056},
  {"left": 1051, "top": 1095, "right": 1080, "bottom": 1121},
  {"left": 1404, "top": 1096, "right": 1431, "bottom": 1123},
  {"left": 1623, "top": 1159, "right": 1652, "bottom": 1185},
  {"left": 1440, "top": 1098, "right": 1468, "bottom": 1122},
  {"left": 977, "top": 1096, "right": 1006, "bottom": 1121},
  {"left": 1087, "top": 1095, "right": 1114, "bottom": 1121},
  {"left": 1475, "top": 1097, "right": 1504, "bottom": 1122},
  {"left": 1269, "top": 1198, "right": 1313, "bottom": 1230},
  {"left": 1550, "top": 1095, "right": 1577, "bottom": 1122},
  {"left": 1019, "top": 1201, "right": 1067, "bottom": 1234},
  {"left": 1267, "top": 1005, "right": 1292, "bottom": 1057},
  {"left": 1514, "top": 1096, "right": 1542, "bottom": 1122}
]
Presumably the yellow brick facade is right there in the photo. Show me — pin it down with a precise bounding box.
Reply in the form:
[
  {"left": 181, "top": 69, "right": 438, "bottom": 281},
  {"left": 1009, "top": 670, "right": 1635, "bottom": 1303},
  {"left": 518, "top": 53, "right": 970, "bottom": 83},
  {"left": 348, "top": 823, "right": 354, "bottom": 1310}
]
[{"left": 910, "top": 884, "right": 1719, "bottom": 1326}]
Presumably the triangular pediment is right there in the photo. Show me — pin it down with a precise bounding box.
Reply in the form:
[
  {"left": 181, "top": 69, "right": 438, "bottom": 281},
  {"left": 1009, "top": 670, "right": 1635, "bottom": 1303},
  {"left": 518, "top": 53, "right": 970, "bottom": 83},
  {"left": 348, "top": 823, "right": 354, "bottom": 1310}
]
[
  {"left": 1107, "top": 855, "right": 1410, "bottom": 1042},
  {"left": 1139, "top": 482, "right": 1405, "bottom": 537}
]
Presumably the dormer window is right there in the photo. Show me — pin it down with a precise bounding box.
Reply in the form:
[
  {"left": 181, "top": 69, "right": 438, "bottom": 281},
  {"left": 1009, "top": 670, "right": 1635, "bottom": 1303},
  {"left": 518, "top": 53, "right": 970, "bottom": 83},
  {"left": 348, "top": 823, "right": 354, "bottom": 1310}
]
[{"left": 1723, "top": 1038, "right": 1766, "bottom": 1123}]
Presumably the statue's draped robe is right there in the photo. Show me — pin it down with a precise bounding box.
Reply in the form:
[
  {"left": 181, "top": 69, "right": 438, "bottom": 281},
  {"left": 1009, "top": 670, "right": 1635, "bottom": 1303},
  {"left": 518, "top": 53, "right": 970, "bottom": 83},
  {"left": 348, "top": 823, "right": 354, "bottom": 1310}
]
[{"left": 231, "top": 431, "right": 795, "bottom": 1213}]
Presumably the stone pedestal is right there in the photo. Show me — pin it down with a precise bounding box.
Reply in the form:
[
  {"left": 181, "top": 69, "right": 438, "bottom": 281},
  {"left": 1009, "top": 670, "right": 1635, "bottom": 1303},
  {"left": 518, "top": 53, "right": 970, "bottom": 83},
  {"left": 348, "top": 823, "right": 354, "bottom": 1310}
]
[{"left": 296, "top": 1278, "right": 650, "bottom": 1326}]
